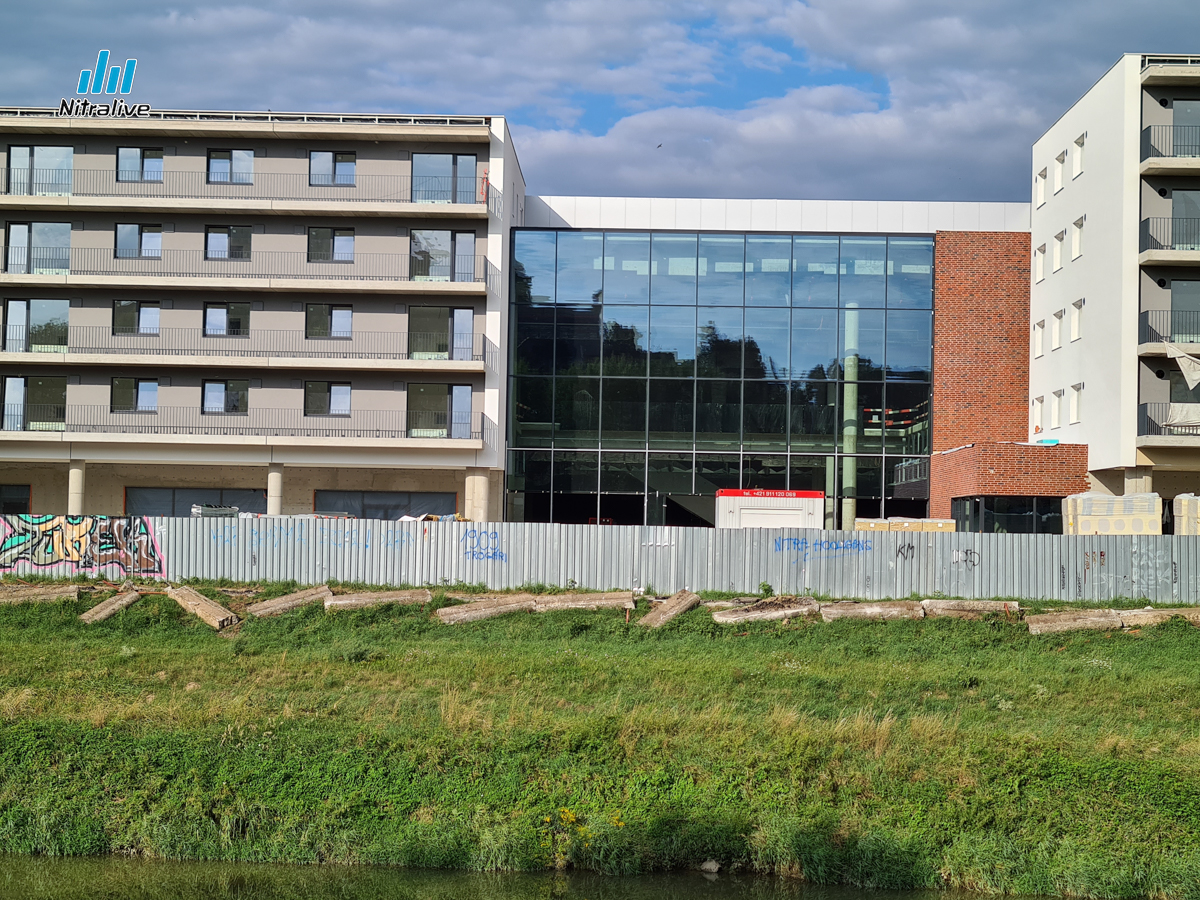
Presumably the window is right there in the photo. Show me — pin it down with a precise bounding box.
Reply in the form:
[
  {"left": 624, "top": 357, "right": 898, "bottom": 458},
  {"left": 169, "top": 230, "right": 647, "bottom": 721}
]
[
  {"left": 411, "top": 153, "right": 478, "bottom": 203},
  {"left": 7, "top": 146, "right": 73, "bottom": 196},
  {"left": 2, "top": 375, "right": 66, "bottom": 432},
  {"left": 309, "top": 151, "right": 355, "bottom": 186},
  {"left": 207, "top": 149, "right": 253, "bottom": 184},
  {"left": 117, "top": 147, "right": 163, "bottom": 183},
  {"left": 1035, "top": 245, "right": 1045, "bottom": 282},
  {"left": 1072, "top": 217, "right": 1084, "bottom": 259},
  {"left": 1071, "top": 299, "right": 1084, "bottom": 341},
  {"left": 1051, "top": 310, "right": 1063, "bottom": 350},
  {"left": 1032, "top": 396, "right": 1044, "bottom": 434},
  {"left": 1053, "top": 151, "right": 1065, "bottom": 193},
  {"left": 1052, "top": 232, "right": 1064, "bottom": 271},
  {"left": 313, "top": 489, "right": 455, "bottom": 519},
  {"left": 303, "top": 381, "right": 351, "bottom": 416},
  {"left": 112, "top": 299, "right": 159, "bottom": 335},
  {"left": 409, "top": 306, "right": 474, "bottom": 359},
  {"left": 6, "top": 222, "right": 70, "bottom": 274},
  {"left": 1073, "top": 134, "right": 1085, "bottom": 178},
  {"left": 951, "top": 496, "right": 1064, "bottom": 534},
  {"left": 408, "top": 382, "right": 472, "bottom": 438},
  {"left": 115, "top": 223, "right": 162, "bottom": 259},
  {"left": 3, "top": 299, "right": 69, "bottom": 352},
  {"left": 305, "top": 304, "right": 352, "bottom": 338},
  {"left": 1036, "top": 169, "right": 1047, "bottom": 207},
  {"left": 125, "top": 487, "right": 266, "bottom": 516},
  {"left": 0, "top": 484, "right": 30, "bottom": 514},
  {"left": 307, "top": 227, "right": 354, "bottom": 262},
  {"left": 1069, "top": 383, "right": 1083, "bottom": 424},
  {"left": 1051, "top": 390, "right": 1063, "bottom": 429},
  {"left": 411, "top": 229, "right": 476, "bottom": 282},
  {"left": 204, "top": 302, "right": 250, "bottom": 337},
  {"left": 202, "top": 379, "right": 249, "bottom": 414},
  {"left": 205, "top": 225, "right": 252, "bottom": 260},
  {"left": 111, "top": 377, "right": 158, "bottom": 412},
  {"left": 1033, "top": 320, "right": 1045, "bottom": 358}
]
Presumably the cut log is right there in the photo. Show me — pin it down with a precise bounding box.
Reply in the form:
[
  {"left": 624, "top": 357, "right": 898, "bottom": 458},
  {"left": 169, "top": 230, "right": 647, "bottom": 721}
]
[
  {"left": 1026, "top": 609, "right": 1121, "bottom": 635},
  {"left": 820, "top": 600, "right": 924, "bottom": 622},
  {"left": 437, "top": 597, "right": 537, "bottom": 624},
  {"left": 79, "top": 591, "right": 140, "bottom": 624},
  {"left": 167, "top": 586, "right": 239, "bottom": 630},
  {"left": 324, "top": 589, "right": 433, "bottom": 611},
  {"left": 246, "top": 585, "right": 333, "bottom": 617},
  {"left": 0, "top": 584, "right": 80, "bottom": 603},
  {"left": 636, "top": 589, "right": 700, "bottom": 627},
  {"left": 921, "top": 598, "right": 1021, "bottom": 619},
  {"left": 535, "top": 591, "right": 635, "bottom": 612},
  {"left": 1116, "top": 607, "right": 1200, "bottom": 628},
  {"left": 713, "top": 596, "right": 820, "bottom": 625}
]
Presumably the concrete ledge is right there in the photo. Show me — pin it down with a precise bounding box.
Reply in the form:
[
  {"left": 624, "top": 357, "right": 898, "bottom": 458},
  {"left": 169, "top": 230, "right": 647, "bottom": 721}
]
[
  {"left": 712, "top": 596, "right": 819, "bottom": 625},
  {"left": 1139, "top": 250, "right": 1200, "bottom": 268},
  {"left": 1026, "top": 609, "right": 1121, "bottom": 635},
  {"left": 921, "top": 598, "right": 1021, "bottom": 619},
  {"left": 820, "top": 600, "right": 924, "bottom": 622},
  {"left": 0, "top": 195, "right": 489, "bottom": 219},
  {"left": 0, "top": 273, "right": 489, "bottom": 294},
  {"left": 0, "top": 351, "right": 487, "bottom": 373}
]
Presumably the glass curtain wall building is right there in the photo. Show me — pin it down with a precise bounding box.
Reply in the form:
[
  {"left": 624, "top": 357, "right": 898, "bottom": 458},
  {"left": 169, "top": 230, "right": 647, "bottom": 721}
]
[{"left": 507, "top": 229, "right": 933, "bottom": 527}]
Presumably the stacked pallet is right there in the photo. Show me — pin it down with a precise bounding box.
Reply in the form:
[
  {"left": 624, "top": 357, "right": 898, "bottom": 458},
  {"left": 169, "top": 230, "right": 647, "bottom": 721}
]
[{"left": 1063, "top": 492, "right": 1161, "bottom": 535}]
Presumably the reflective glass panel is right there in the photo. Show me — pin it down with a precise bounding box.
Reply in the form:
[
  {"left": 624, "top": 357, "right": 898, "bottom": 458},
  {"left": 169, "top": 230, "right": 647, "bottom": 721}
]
[
  {"left": 694, "top": 454, "right": 740, "bottom": 494},
  {"left": 28, "top": 299, "right": 68, "bottom": 349},
  {"left": 600, "top": 452, "right": 647, "bottom": 493},
  {"left": 790, "top": 381, "right": 838, "bottom": 453},
  {"left": 556, "top": 232, "right": 603, "bottom": 304},
  {"left": 790, "top": 455, "right": 836, "bottom": 494},
  {"left": 554, "top": 377, "right": 600, "bottom": 447},
  {"left": 839, "top": 309, "right": 885, "bottom": 380},
  {"left": 883, "top": 383, "right": 931, "bottom": 455},
  {"left": 840, "top": 455, "right": 882, "bottom": 498},
  {"left": 602, "top": 305, "right": 648, "bottom": 377},
  {"left": 507, "top": 449, "right": 552, "bottom": 492},
  {"left": 552, "top": 451, "right": 599, "bottom": 493},
  {"left": 603, "top": 233, "right": 650, "bottom": 303},
  {"left": 696, "top": 307, "right": 742, "bottom": 378},
  {"left": 695, "top": 380, "right": 740, "bottom": 449},
  {"left": 792, "top": 237, "right": 839, "bottom": 307},
  {"left": 648, "top": 306, "right": 696, "bottom": 377},
  {"left": 647, "top": 379, "right": 693, "bottom": 448},
  {"left": 600, "top": 379, "right": 646, "bottom": 448},
  {"left": 651, "top": 233, "right": 697, "bottom": 305},
  {"left": 884, "top": 456, "right": 929, "bottom": 500},
  {"left": 412, "top": 153, "right": 453, "bottom": 202},
  {"left": 887, "top": 237, "right": 933, "bottom": 308},
  {"left": 743, "top": 307, "right": 790, "bottom": 379},
  {"left": 840, "top": 382, "right": 883, "bottom": 453},
  {"left": 512, "top": 304, "right": 554, "bottom": 375},
  {"left": 555, "top": 306, "right": 602, "bottom": 376},
  {"left": 839, "top": 237, "right": 886, "bottom": 308},
  {"left": 746, "top": 235, "right": 792, "bottom": 306},
  {"left": 697, "top": 234, "right": 745, "bottom": 306},
  {"left": 742, "top": 381, "right": 788, "bottom": 451},
  {"left": 885, "top": 310, "right": 933, "bottom": 380},
  {"left": 513, "top": 231, "right": 556, "bottom": 304},
  {"left": 743, "top": 454, "right": 788, "bottom": 490},
  {"left": 510, "top": 376, "right": 553, "bottom": 447},
  {"left": 647, "top": 454, "right": 693, "bottom": 494}
]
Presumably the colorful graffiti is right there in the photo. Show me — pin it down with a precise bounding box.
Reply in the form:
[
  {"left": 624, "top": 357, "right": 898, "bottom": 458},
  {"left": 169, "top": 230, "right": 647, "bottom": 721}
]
[{"left": 0, "top": 515, "right": 164, "bottom": 575}]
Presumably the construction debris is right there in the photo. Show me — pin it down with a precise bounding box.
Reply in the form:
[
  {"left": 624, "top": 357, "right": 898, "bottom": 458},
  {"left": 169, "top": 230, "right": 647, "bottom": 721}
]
[
  {"left": 437, "top": 596, "right": 538, "bottom": 624},
  {"left": 167, "top": 586, "right": 239, "bottom": 630},
  {"left": 0, "top": 584, "right": 80, "bottom": 603},
  {"left": 1026, "top": 609, "right": 1121, "bottom": 635},
  {"left": 324, "top": 589, "right": 433, "bottom": 610},
  {"left": 712, "top": 596, "right": 820, "bottom": 625},
  {"left": 79, "top": 590, "right": 141, "bottom": 624},
  {"left": 820, "top": 600, "right": 924, "bottom": 622},
  {"left": 921, "top": 598, "right": 1021, "bottom": 619},
  {"left": 246, "top": 585, "right": 333, "bottom": 617},
  {"left": 637, "top": 590, "right": 701, "bottom": 627},
  {"left": 535, "top": 591, "right": 635, "bottom": 612},
  {"left": 1116, "top": 607, "right": 1200, "bottom": 628}
]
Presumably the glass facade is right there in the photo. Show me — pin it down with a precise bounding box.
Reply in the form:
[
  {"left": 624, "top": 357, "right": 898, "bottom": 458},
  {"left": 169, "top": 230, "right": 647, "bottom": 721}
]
[{"left": 508, "top": 230, "right": 934, "bottom": 527}]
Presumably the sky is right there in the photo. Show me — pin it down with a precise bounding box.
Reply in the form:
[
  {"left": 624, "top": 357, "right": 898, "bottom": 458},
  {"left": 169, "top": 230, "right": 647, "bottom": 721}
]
[{"left": 1, "top": 1, "right": 1197, "bottom": 202}]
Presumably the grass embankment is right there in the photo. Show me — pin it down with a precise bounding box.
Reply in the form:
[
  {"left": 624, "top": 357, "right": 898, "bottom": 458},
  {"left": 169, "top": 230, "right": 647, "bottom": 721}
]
[{"left": 2, "top": 580, "right": 1200, "bottom": 898}]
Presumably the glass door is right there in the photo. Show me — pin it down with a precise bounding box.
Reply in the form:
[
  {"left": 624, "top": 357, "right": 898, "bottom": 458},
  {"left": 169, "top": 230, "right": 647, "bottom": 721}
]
[
  {"left": 409, "top": 306, "right": 449, "bottom": 359},
  {"left": 4, "top": 300, "right": 27, "bottom": 352},
  {"left": 451, "top": 384, "right": 472, "bottom": 439},
  {"left": 2, "top": 377, "right": 24, "bottom": 431},
  {"left": 452, "top": 308, "right": 474, "bottom": 360}
]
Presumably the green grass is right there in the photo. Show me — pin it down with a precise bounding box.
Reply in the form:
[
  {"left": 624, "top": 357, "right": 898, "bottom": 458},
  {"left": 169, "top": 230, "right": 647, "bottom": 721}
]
[{"left": 3, "top": 580, "right": 1200, "bottom": 897}]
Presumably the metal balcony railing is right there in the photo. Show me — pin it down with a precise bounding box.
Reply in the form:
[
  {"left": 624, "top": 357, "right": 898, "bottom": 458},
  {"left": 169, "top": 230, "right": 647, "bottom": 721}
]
[
  {"left": 1142, "top": 125, "right": 1200, "bottom": 160},
  {"left": 1139, "top": 402, "right": 1200, "bottom": 437},
  {"left": 1, "top": 403, "right": 488, "bottom": 440},
  {"left": 1139, "top": 309, "right": 1200, "bottom": 343},
  {"left": 0, "top": 247, "right": 501, "bottom": 291},
  {"left": 1140, "top": 218, "right": 1200, "bottom": 252},
  {"left": 2, "top": 169, "right": 502, "bottom": 214},
  {"left": 0, "top": 325, "right": 498, "bottom": 366}
]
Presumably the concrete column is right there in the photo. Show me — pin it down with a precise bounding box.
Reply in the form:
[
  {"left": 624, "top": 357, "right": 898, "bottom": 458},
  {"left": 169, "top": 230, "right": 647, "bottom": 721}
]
[
  {"left": 840, "top": 305, "right": 859, "bottom": 529},
  {"left": 67, "top": 460, "right": 86, "bottom": 516},
  {"left": 267, "top": 463, "right": 284, "bottom": 515},
  {"left": 465, "top": 468, "right": 490, "bottom": 522},
  {"left": 1124, "top": 466, "right": 1154, "bottom": 496}
]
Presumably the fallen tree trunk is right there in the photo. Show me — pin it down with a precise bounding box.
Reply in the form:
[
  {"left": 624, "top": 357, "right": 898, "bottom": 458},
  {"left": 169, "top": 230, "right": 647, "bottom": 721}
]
[
  {"left": 638, "top": 590, "right": 701, "bottom": 627},
  {"left": 921, "top": 598, "right": 1021, "bottom": 619},
  {"left": 712, "top": 596, "right": 820, "bottom": 625},
  {"left": 325, "top": 589, "right": 433, "bottom": 611},
  {"left": 79, "top": 591, "right": 140, "bottom": 624},
  {"left": 1026, "top": 609, "right": 1121, "bottom": 635},
  {"left": 167, "top": 586, "right": 239, "bottom": 630},
  {"left": 820, "top": 601, "right": 924, "bottom": 622},
  {"left": 0, "top": 584, "right": 80, "bottom": 603},
  {"left": 246, "top": 585, "right": 333, "bottom": 617}
]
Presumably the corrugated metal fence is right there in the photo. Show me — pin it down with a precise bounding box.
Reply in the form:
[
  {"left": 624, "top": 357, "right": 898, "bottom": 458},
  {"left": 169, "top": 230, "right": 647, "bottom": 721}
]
[{"left": 2, "top": 514, "right": 1199, "bottom": 602}]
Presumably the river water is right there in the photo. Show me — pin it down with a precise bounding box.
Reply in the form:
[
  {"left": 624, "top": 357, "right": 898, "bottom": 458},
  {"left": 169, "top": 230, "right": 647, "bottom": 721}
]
[{"left": 0, "top": 855, "right": 966, "bottom": 900}]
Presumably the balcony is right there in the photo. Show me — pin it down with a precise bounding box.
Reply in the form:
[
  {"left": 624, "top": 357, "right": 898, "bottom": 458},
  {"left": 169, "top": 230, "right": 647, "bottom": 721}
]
[
  {"left": 0, "top": 325, "right": 497, "bottom": 371},
  {"left": 0, "top": 247, "right": 499, "bottom": 294},
  {"left": 1138, "top": 402, "right": 1200, "bottom": 447},
  {"left": 1142, "top": 56, "right": 1200, "bottom": 86},
  {"left": 1141, "top": 126, "right": 1200, "bottom": 175},
  {"left": 0, "top": 169, "right": 502, "bottom": 218},
  {"left": 0, "top": 403, "right": 491, "bottom": 448},
  {"left": 1138, "top": 310, "right": 1200, "bottom": 348},
  {"left": 1139, "top": 218, "right": 1200, "bottom": 266}
]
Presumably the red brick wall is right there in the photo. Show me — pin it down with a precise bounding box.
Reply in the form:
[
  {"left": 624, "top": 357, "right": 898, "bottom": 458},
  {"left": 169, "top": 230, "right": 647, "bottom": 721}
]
[
  {"left": 932, "top": 231, "right": 1030, "bottom": 451},
  {"left": 929, "top": 442, "right": 1091, "bottom": 518}
]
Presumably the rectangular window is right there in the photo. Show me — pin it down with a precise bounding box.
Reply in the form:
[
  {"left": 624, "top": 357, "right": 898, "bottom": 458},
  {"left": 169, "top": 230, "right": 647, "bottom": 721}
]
[
  {"left": 115, "top": 223, "right": 161, "bottom": 258},
  {"left": 1036, "top": 169, "right": 1047, "bottom": 207},
  {"left": 1053, "top": 151, "right": 1065, "bottom": 193},
  {"left": 205, "top": 225, "right": 252, "bottom": 260},
  {"left": 203, "top": 302, "right": 251, "bottom": 337},
  {"left": 1033, "top": 320, "right": 1045, "bottom": 358},
  {"left": 1052, "top": 232, "right": 1064, "bottom": 271},
  {"left": 202, "top": 379, "right": 249, "bottom": 414},
  {"left": 207, "top": 149, "right": 254, "bottom": 184},
  {"left": 7, "top": 221, "right": 71, "bottom": 274},
  {"left": 112, "top": 299, "right": 160, "bottom": 335},
  {"left": 125, "top": 487, "right": 267, "bottom": 516},
  {"left": 408, "top": 306, "right": 473, "bottom": 359},
  {"left": 0, "top": 484, "right": 31, "bottom": 514},
  {"left": 411, "top": 153, "right": 477, "bottom": 203},
  {"left": 1035, "top": 245, "right": 1045, "bottom": 282},
  {"left": 408, "top": 382, "right": 472, "bottom": 438},
  {"left": 1069, "top": 383, "right": 1082, "bottom": 424},
  {"left": 303, "top": 381, "right": 352, "bottom": 416},
  {"left": 111, "top": 377, "right": 158, "bottom": 412},
  {"left": 2, "top": 375, "right": 67, "bottom": 432},
  {"left": 305, "top": 304, "right": 352, "bottom": 338},
  {"left": 313, "top": 489, "right": 455, "bottom": 519},
  {"left": 116, "top": 147, "right": 163, "bottom": 183},
  {"left": 307, "top": 227, "right": 354, "bottom": 262},
  {"left": 309, "top": 150, "right": 356, "bottom": 186},
  {"left": 1073, "top": 134, "right": 1085, "bottom": 178},
  {"left": 1033, "top": 396, "right": 1044, "bottom": 434},
  {"left": 1071, "top": 299, "right": 1084, "bottom": 341},
  {"left": 1071, "top": 217, "right": 1084, "bottom": 260},
  {"left": 411, "top": 229, "right": 476, "bottom": 282},
  {"left": 3, "top": 298, "right": 69, "bottom": 352},
  {"left": 1051, "top": 310, "right": 1063, "bottom": 350},
  {"left": 1051, "top": 390, "right": 1063, "bottom": 429},
  {"left": 7, "top": 146, "right": 73, "bottom": 196}
]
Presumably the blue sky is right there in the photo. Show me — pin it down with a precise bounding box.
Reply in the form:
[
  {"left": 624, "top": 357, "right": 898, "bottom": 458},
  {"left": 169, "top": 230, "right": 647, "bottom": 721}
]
[{"left": 1, "top": 1, "right": 1198, "bottom": 201}]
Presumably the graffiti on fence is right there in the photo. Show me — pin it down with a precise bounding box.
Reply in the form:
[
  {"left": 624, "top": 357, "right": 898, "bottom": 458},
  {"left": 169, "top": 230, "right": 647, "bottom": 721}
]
[
  {"left": 775, "top": 536, "right": 873, "bottom": 563},
  {"left": 461, "top": 528, "right": 507, "bottom": 562},
  {"left": 0, "top": 515, "right": 164, "bottom": 574}
]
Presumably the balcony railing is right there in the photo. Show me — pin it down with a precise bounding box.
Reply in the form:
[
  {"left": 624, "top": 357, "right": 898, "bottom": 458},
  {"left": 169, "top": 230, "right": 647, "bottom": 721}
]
[
  {"left": 1139, "top": 309, "right": 1200, "bottom": 343},
  {"left": 1, "top": 325, "right": 497, "bottom": 366},
  {"left": 1, "top": 404, "right": 489, "bottom": 441},
  {"left": 0, "top": 247, "right": 500, "bottom": 290},
  {"left": 1139, "top": 402, "right": 1200, "bottom": 437},
  {"left": 2, "top": 169, "right": 502, "bottom": 215},
  {"left": 1141, "top": 125, "right": 1200, "bottom": 160},
  {"left": 1140, "top": 218, "right": 1200, "bottom": 252}
]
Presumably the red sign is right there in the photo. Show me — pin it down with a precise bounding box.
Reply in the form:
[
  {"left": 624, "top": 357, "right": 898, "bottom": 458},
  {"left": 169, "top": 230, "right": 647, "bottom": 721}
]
[{"left": 715, "top": 489, "right": 824, "bottom": 499}]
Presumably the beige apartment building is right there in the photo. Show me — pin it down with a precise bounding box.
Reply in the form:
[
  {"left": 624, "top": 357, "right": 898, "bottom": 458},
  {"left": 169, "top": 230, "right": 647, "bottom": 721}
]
[{"left": 0, "top": 109, "right": 525, "bottom": 518}]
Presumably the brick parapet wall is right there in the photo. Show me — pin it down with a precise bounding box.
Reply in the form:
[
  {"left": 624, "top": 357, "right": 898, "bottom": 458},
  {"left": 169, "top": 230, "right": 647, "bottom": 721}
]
[{"left": 929, "top": 442, "right": 1091, "bottom": 519}]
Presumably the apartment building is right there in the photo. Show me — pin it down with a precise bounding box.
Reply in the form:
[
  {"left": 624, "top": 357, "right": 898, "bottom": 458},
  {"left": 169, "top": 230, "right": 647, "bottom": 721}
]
[
  {"left": 0, "top": 109, "right": 525, "bottom": 517},
  {"left": 1030, "top": 54, "right": 1200, "bottom": 506}
]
